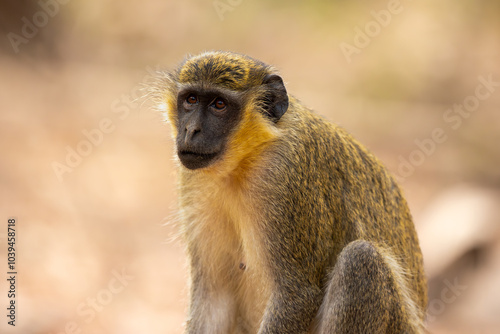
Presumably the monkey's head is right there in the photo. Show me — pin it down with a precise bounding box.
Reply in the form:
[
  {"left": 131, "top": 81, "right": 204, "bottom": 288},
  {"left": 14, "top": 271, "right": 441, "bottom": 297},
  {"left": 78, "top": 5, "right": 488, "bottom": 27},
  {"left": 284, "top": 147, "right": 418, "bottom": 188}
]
[{"left": 154, "top": 51, "right": 289, "bottom": 171}]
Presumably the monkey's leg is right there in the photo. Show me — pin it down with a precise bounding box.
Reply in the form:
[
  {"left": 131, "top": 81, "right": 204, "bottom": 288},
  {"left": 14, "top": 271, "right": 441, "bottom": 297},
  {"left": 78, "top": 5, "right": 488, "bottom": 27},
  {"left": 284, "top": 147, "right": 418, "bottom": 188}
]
[{"left": 314, "top": 240, "right": 423, "bottom": 334}]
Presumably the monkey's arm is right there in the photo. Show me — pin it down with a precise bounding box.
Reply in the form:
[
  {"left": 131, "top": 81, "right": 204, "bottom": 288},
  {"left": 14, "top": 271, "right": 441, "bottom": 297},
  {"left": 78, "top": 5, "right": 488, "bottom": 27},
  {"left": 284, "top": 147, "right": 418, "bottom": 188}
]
[
  {"left": 259, "top": 279, "right": 323, "bottom": 334},
  {"left": 256, "top": 213, "right": 331, "bottom": 334},
  {"left": 185, "top": 247, "right": 238, "bottom": 333},
  {"left": 255, "top": 150, "right": 337, "bottom": 334}
]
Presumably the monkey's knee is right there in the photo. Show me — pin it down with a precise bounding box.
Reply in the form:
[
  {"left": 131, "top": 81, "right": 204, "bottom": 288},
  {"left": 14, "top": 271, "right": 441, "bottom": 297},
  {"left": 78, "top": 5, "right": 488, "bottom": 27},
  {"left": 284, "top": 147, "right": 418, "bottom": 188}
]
[
  {"left": 335, "top": 240, "right": 392, "bottom": 288},
  {"left": 315, "top": 240, "right": 413, "bottom": 334}
]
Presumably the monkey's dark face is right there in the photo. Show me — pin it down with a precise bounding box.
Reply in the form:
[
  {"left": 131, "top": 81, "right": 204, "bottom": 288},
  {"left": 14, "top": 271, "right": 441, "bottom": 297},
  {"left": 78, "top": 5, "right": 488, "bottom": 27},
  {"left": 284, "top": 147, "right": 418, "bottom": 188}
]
[
  {"left": 167, "top": 52, "right": 289, "bottom": 170},
  {"left": 175, "top": 87, "right": 242, "bottom": 170}
]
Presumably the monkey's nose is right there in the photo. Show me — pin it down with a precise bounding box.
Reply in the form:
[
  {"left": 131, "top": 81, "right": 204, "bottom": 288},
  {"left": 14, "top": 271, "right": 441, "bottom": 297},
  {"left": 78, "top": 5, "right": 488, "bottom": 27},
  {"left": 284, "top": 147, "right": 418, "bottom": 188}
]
[{"left": 184, "top": 125, "right": 201, "bottom": 143}]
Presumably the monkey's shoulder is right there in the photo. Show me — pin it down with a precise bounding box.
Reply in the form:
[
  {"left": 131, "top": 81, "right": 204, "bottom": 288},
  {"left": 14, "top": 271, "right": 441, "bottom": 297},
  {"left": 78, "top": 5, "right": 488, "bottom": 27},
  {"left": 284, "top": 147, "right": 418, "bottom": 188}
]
[
  {"left": 257, "top": 104, "right": 403, "bottom": 210},
  {"left": 273, "top": 105, "right": 381, "bottom": 174}
]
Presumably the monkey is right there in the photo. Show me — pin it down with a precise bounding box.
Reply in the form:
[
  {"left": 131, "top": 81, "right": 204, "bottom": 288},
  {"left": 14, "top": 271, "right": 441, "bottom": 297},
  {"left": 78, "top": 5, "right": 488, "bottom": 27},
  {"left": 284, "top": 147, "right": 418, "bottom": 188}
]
[{"left": 151, "top": 51, "right": 427, "bottom": 333}]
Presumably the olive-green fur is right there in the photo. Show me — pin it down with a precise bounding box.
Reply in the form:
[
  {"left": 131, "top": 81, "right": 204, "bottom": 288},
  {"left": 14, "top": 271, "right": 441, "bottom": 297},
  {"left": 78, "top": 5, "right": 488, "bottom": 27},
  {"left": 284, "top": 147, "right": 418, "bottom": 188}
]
[
  {"left": 178, "top": 51, "right": 273, "bottom": 90},
  {"left": 257, "top": 100, "right": 427, "bottom": 331}
]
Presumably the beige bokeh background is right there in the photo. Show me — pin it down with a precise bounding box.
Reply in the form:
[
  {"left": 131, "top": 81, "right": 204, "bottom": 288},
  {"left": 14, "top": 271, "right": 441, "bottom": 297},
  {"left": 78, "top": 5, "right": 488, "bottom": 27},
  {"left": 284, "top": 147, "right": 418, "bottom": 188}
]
[{"left": 1, "top": 1, "right": 499, "bottom": 333}]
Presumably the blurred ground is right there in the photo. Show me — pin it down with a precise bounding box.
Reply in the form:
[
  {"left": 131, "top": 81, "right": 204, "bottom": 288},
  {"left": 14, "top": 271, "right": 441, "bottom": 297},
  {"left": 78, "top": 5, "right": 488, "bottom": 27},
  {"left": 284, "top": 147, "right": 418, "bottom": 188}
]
[{"left": 0, "top": 1, "right": 499, "bottom": 333}]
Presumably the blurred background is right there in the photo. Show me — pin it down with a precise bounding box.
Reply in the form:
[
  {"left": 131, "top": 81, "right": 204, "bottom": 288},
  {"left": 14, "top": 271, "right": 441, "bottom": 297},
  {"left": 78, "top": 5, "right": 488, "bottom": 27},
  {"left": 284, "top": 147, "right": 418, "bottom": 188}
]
[{"left": 0, "top": 0, "right": 499, "bottom": 333}]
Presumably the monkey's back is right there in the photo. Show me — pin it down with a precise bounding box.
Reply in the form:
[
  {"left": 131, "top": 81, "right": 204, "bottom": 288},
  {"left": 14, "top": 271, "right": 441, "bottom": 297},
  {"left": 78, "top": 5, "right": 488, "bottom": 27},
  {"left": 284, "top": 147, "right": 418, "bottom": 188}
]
[{"left": 254, "top": 98, "right": 427, "bottom": 312}]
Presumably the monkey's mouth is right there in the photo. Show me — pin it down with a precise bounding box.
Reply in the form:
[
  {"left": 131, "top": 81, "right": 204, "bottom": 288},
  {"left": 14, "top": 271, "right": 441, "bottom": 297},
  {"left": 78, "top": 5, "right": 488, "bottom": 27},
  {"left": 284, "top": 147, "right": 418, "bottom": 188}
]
[
  {"left": 178, "top": 150, "right": 220, "bottom": 169},
  {"left": 179, "top": 150, "right": 218, "bottom": 160}
]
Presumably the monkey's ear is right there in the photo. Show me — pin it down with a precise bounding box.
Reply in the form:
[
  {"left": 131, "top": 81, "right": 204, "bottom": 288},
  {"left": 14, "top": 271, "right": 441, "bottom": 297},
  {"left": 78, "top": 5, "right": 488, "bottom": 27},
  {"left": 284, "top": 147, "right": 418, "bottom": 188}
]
[{"left": 262, "top": 74, "right": 289, "bottom": 122}]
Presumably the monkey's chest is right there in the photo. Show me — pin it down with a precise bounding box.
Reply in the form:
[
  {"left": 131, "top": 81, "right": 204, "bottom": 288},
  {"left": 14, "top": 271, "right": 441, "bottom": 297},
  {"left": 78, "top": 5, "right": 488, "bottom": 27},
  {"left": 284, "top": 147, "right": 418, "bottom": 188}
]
[
  {"left": 235, "top": 253, "right": 271, "bottom": 332},
  {"left": 188, "top": 203, "right": 271, "bottom": 332}
]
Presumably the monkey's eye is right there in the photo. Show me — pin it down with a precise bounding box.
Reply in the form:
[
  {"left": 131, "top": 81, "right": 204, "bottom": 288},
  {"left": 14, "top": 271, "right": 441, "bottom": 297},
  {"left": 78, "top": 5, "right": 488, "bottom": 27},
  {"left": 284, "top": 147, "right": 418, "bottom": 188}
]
[
  {"left": 211, "top": 98, "right": 226, "bottom": 111},
  {"left": 186, "top": 94, "right": 198, "bottom": 104}
]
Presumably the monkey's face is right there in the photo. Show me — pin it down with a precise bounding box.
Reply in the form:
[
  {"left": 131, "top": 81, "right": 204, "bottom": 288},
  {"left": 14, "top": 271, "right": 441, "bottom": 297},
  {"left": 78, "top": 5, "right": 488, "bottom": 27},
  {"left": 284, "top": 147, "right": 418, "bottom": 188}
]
[
  {"left": 175, "top": 87, "right": 242, "bottom": 170},
  {"left": 166, "top": 51, "right": 289, "bottom": 171}
]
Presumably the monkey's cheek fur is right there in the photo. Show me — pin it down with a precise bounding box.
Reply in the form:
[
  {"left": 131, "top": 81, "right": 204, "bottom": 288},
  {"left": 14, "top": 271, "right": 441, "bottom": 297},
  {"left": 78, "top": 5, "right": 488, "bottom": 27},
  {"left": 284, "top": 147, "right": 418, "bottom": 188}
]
[{"left": 177, "top": 150, "right": 221, "bottom": 170}]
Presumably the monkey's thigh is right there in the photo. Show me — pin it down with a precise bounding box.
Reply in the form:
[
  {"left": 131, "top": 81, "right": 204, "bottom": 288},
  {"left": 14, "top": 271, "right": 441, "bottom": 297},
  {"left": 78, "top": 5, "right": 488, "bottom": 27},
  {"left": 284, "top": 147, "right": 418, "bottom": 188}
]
[{"left": 314, "top": 240, "right": 409, "bottom": 334}]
